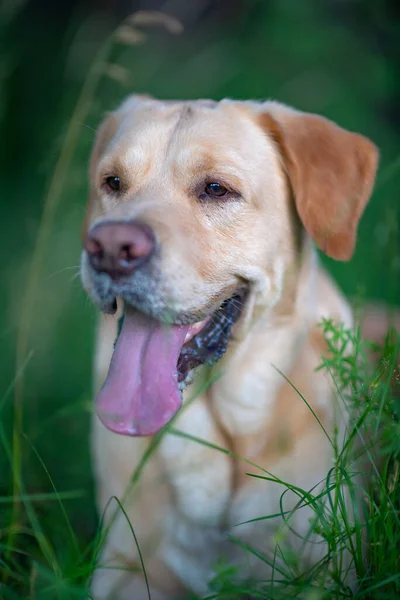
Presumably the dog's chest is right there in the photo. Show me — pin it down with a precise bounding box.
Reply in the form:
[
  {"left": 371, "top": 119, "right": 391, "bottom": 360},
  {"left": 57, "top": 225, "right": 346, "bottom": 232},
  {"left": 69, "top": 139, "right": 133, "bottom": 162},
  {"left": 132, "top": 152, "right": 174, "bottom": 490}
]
[
  {"left": 156, "top": 350, "right": 297, "bottom": 529},
  {"left": 158, "top": 395, "right": 233, "bottom": 523},
  {"left": 157, "top": 425, "right": 283, "bottom": 594},
  {"left": 156, "top": 389, "right": 286, "bottom": 591},
  {"left": 156, "top": 396, "right": 233, "bottom": 591}
]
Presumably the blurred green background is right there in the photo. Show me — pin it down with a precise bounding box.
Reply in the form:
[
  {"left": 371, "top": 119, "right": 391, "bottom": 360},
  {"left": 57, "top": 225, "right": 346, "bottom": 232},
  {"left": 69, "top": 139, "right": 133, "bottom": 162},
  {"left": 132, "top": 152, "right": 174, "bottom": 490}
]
[{"left": 0, "top": 0, "right": 399, "bottom": 593}]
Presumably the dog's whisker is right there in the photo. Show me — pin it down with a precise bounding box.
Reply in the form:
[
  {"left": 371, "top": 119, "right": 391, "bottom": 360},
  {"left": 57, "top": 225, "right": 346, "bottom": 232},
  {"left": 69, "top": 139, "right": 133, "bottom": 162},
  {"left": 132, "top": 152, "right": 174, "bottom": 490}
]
[
  {"left": 70, "top": 271, "right": 82, "bottom": 283},
  {"left": 209, "top": 314, "right": 232, "bottom": 343},
  {"left": 46, "top": 265, "right": 81, "bottom": 281},
  {"left": 228, "top": 297, "right": 245, "bottom": 311}
]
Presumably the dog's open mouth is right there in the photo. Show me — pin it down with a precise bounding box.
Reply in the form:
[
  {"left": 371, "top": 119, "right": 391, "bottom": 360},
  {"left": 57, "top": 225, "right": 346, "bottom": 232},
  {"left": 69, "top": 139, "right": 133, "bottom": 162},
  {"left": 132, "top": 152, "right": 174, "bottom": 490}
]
[
  {"left": 95, "top": 290, "right": 246, "bottom": 437},
  {"left": 177, "top": 291, "right": 246, "bottom": 384}
]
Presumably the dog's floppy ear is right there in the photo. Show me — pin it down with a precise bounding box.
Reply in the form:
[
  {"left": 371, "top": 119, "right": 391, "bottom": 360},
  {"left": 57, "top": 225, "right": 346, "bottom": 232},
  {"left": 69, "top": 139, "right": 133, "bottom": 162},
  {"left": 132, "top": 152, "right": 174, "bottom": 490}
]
[{"left": 259, "top": 103, "right": 379, "bottom": 261}]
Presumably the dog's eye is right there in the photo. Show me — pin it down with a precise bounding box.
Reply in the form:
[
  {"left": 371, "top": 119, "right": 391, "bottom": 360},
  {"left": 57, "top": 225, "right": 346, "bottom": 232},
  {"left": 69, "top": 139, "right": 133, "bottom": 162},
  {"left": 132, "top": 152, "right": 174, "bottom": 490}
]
[
  {"left": 204, "top": 183, "right": 228, "bottom": 198},
  {"left": 104, "top": 176, "right": 121, "bottom": 192}
]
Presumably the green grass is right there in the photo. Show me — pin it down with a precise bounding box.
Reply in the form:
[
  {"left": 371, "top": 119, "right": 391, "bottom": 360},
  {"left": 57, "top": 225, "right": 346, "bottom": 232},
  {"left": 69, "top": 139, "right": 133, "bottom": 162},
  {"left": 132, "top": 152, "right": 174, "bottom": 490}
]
[{"left": 1, "top": 2, "right": 400, "bottom": 599}]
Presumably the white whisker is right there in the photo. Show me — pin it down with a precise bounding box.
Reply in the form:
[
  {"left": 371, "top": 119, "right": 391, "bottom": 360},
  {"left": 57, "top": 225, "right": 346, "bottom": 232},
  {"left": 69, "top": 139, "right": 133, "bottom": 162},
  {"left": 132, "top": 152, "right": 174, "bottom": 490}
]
[{"left": 46, "top": 265, "right": 81, "bottom": 281}]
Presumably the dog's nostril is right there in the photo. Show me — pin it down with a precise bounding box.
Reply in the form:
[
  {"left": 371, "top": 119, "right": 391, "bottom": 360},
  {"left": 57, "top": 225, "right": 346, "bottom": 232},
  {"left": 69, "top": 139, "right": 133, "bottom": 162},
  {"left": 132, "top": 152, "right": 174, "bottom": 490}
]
[
  {"left": 119, "top": 244, "right": 135, "bottom": 263},
  {"left": 85, "top": 238, "right": 103, "bottom": 257}
]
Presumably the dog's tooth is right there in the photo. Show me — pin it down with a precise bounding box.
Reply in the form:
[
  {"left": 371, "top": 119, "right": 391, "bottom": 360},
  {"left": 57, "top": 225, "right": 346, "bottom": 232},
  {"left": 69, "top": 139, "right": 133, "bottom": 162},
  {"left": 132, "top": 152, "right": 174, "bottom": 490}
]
[
  {"left": 178, "top": 369, "right": 195, "bottom": 392},
  {"left": 184, "top": 318, "right": 210, "bottom": 343}
]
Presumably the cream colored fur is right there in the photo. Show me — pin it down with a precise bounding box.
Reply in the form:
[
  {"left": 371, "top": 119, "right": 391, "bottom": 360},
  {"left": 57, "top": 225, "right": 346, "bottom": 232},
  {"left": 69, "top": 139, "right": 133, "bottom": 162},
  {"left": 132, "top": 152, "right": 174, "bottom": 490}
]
[{"left": 81, "top": 97, "right": 378, "bottom": 598}]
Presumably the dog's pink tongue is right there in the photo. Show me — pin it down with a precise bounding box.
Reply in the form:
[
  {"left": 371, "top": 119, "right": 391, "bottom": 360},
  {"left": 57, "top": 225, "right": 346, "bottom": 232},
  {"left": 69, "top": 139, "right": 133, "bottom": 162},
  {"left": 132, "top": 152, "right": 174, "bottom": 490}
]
[{"left": 96, "top": 308, "right": 189, "bottom": 436}]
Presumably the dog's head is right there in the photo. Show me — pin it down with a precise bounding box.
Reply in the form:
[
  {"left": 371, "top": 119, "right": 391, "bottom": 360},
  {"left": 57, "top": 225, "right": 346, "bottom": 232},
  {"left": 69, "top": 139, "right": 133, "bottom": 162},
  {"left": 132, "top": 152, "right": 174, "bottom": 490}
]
[{"left": 81, "top": 96, "right": 378, "bottom": 436}]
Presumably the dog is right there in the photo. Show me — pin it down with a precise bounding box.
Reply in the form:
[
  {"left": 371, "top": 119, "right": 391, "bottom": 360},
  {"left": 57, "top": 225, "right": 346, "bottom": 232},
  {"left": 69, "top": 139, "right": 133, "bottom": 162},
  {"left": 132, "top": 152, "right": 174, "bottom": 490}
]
[{"left": 80, "top": 96, "right": 379, "bottom": 599}]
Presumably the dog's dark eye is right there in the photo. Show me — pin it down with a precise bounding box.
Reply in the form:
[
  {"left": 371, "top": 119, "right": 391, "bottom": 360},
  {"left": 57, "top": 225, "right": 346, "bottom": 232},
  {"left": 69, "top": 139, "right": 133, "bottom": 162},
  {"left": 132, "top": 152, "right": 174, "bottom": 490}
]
[
  {"left": 105, "top": 176, "right": 121, "bottom": 192},
  {"left": 204, "top": 183, "right": 228, "bottom": 198}
]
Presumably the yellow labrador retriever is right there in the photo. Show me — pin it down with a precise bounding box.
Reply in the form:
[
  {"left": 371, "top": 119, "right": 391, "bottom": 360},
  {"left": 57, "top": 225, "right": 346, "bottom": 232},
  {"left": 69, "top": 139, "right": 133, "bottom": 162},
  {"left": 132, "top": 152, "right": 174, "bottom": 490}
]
[{"left": 80, "top": 96, "right": 378, "bottom": 599}]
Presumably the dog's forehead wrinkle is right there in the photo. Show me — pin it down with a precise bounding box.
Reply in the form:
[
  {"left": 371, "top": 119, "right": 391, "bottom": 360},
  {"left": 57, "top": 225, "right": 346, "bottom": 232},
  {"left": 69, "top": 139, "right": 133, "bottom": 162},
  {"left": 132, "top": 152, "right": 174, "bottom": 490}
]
[
  {"left": 162, "top": 102, "right": 230, "bottom": 159},
  {"left": 109, "top": 107, "right": 189, "bottom": 173},
  {"left": 178, "top": 104, "right": 194, "bottom": 122}
]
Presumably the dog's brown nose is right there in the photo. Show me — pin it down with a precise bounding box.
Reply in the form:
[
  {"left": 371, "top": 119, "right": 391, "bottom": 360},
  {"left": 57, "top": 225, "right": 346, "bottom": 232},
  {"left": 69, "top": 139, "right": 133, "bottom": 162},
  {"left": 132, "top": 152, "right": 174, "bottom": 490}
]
[{"left": 84, "top": 221, "right": 155, "bottom": 279}]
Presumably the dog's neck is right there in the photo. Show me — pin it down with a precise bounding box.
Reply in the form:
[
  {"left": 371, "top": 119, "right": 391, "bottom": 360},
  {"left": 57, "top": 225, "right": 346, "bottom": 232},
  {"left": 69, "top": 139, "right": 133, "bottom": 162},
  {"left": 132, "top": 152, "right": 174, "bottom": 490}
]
[{"left": 206, "top": 237, "right": 320, "bottom": 452}]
